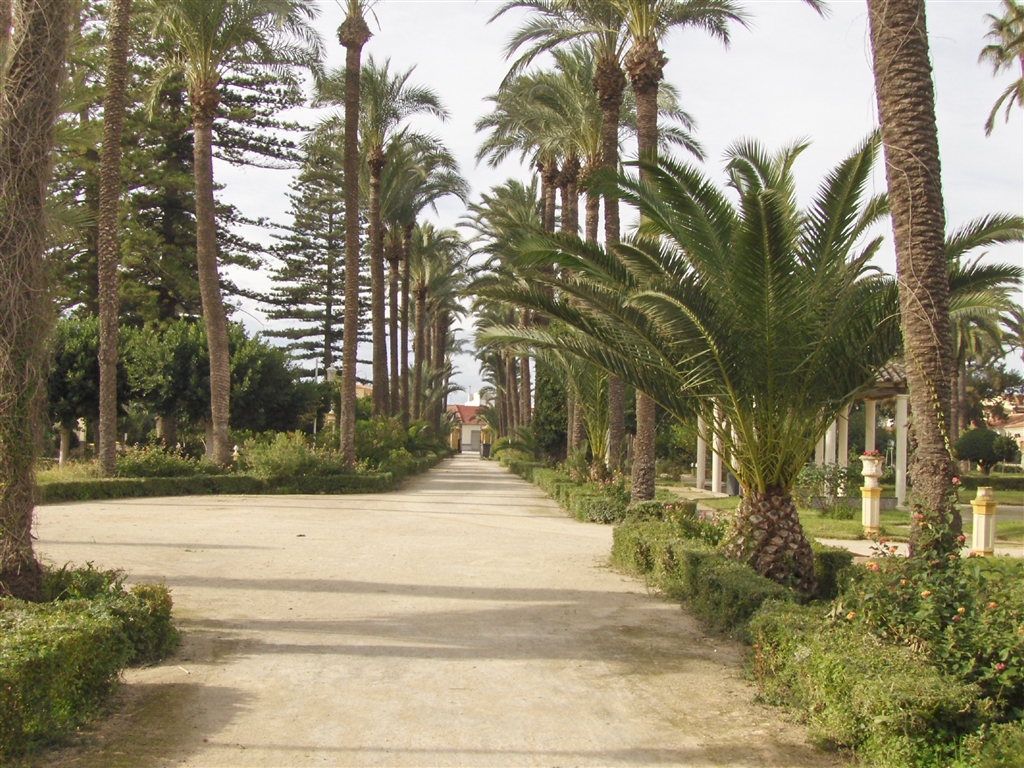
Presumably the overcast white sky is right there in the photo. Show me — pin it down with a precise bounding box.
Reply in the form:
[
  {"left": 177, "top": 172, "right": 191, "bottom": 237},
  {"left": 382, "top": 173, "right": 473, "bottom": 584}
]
[{"left": 217, "top": 0, "right": 1024, "bottom": 402}]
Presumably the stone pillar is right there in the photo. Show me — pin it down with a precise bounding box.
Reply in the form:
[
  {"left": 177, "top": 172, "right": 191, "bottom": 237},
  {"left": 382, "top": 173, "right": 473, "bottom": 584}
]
[
  {"left": 711, "top": 403, "right": 723, "bottom": 494},
  {"left": 895, "top": 394, "right": 909, "bottom": 506},
  {"left": 861, "top": 454, "right": 884, "bottom": 536},
  {"left": 970, "top": 487, "right": 997, "bottom": 557},
  {"left": 864, "top": 399, "right": 877, "bottom": 453},
  {"left": 825, "top": 419, "right": 838, "bottom": 465},
  {"left": 695, "top": 415, "right": 707, "bottom": 491},
  {"left": 815, "top": 434, "right": 825, "bottom": 466},
  {"left": 837, "top": 405, "right": 850, "bottom": 468}
]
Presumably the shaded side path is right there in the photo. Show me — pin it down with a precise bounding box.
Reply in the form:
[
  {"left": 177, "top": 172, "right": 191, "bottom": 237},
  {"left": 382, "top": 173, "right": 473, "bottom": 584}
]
[{"left": 32, "top": 454, "right": 840, "bottom": 767}]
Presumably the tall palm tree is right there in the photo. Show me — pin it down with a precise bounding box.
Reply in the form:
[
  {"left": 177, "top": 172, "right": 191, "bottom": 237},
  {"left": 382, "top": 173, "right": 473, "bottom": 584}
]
[
  {"left": 980, "top": 0, "right": 1024, "bottom": 135},
  {"left": 379, "top": 136, "right": 467, "bottom": 425},
  {"left": 409, "top": 224, "right": 469, "bottom": 424},
  {"left": 480, "top": 138, "right": 901, "bottom": 594},
  {"left": 337, "top": 0, "right": 370, "bottom": 465},
  {"left": 319, "top": 57, "right": 449, "bottom": 416},
  {"left": 97, "top": 0, "right": 133, "bottom": 477},
  {"left": 149, "top": 0, "right": 322, "bottom": 466},
  {"left": 0, "top": 0, "right": 73, "bottom": 600},
  {"left": 616, "top": 0, "right": 747, "bottom": 501},
  {"left": 943, "top": 214, "right": 1024, "bottom": 443},
  {"left": 493, "top": 0, "right": 633, "bottom": 469},
  {"left": 866, "top": 0, "right": 959, "bottom": 551}
]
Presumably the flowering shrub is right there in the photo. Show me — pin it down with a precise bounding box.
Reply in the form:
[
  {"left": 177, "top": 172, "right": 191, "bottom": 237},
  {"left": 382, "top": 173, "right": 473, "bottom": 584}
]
[
  {"left": 836, "top": 532, "right": 1024, "bottom": 721},
  {"left": 239, "top": 433, "right": 349, "bottom": 479}
]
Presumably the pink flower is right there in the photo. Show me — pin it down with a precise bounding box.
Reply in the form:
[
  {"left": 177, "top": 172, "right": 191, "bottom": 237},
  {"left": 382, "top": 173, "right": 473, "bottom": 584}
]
[
  {"left": 952, "top": 477, "right": 961, "bottom": 486},
  {"left": 995, "top": 663, "right": 1007, "bottom": 672},
  {"left": 988, "top": 602, "right": 997, "bottom": 609},
  {"left": 957, "top": 535, "right": 966, "bottom": 544},
  {"left": 952, "top": 615, "right": 962, "bottom": 623},
  {"left": 866, "top": 562, "right": 879, "bottom": 571}
]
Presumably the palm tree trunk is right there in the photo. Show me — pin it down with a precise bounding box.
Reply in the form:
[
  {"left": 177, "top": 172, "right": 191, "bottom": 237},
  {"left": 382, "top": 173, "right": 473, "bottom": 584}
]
[
  {"left": 400, "top": 224, "right": 412, "bottom": 427},
  {"left": 368, "top": 155, "right": 389, "bottom": 417},
  {"left": 626, "top": 41, "right": 665, "bottom": 502},
  {"left": 722, "top": 489, "right": 818, "bottom": 595},
  {"left": 506, "top": 349, "right": 519, "bottom": 430},
  {"left": 388, "top": 242, "right": 400, "bottom": 417},
  {"left": 97, "top": 0, "right": 133, "bottom": 478},
  {"left": 596, "top": 55, "right": 626, "bottom": 473},
  {"left": 867, "top": 0, "right": 960, "bottom": 548},
  {"left": 585, "top": 189, "right": 600, "bottom": 244},
  {"left": 0, "top": 0, "right": 71, "bottom": 601},
  {"left": 540, "top": 160, "right": 558, "bottom": 233},
  {"left": 412, "top": 286, "right": 426, "bottom": 421},
  {"left": 192, "top": 109, "right": 232, "bottom": 467},
  {"left": 432, "top": 314, "right": 448, "bottom": 431},
  {"left": 338, "top": 11, "right": 371, "bottom": 465}
]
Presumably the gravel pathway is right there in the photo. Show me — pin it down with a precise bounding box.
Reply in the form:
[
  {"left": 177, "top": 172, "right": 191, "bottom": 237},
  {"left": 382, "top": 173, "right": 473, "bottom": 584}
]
[{"left": 32, "top": 454, "right": 840, "bottom": 768}]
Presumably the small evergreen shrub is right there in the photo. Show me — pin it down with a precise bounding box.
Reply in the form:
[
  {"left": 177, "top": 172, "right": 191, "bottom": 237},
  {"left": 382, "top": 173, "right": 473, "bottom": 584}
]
[
  {"left": 690, "top": 557, "right": 791, "bottom": 635},
  {"left": 115, "top": 445, "right": 221, "bottom": 478},
  {"left": 748, "top": 600, "right": 979, "bottom": 767},
  {"left": 810, "top": 543, "right": 854, "bottom": 601}
]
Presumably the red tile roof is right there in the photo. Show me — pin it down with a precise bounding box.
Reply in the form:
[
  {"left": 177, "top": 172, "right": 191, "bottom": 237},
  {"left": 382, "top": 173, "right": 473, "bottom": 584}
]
[{"left": 447, "top": 404, "right": 482, "bottom": 425}]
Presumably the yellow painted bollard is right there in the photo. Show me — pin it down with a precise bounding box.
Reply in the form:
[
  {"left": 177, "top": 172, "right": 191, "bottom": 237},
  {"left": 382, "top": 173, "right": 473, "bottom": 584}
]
[
  {"left": 861, "top": 454, "right": 884, "bottom": 537},
  {"left": 970, "top": 487, "right": 997, "bottom": 557}
]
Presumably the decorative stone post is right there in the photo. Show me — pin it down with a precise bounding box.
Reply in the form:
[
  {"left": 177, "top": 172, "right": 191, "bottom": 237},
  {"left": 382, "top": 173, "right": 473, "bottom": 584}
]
[
  {"left": 695, "top": 415, "right": 707, "bottom": 491},
  {"left": 861, "top": 452, "right": 884, "bottom": 536},
  {"left": 970, "top": 487, "right": 997, "bottom": 557}
]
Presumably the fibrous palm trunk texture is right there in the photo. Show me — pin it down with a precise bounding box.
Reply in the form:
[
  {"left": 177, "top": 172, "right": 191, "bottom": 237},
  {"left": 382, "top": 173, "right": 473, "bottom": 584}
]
[
  {"left": 867, "top": 0, "right": 960, "bottom": 551},
  {"left": 97, "top": 0, "right": 133, "bottom": 477},
  {"left": 0, "top": 0, "right": 72, "bottom": 600}
]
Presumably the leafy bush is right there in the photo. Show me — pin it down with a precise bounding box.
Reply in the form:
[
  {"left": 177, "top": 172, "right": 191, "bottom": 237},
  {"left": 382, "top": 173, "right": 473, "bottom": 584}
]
[
  {"left": 748, "top": 601, "right": 980, "bottom": 767},
  {"left": 691, "top": 557, "right": 791, "bottom": 636},
  {"left": 240, "top": 432, "right": 349, "bottom": 479},
  {"left": 810, "top": 543, "right": 854, "bottom": 601},
  {"left": 793, "top": 462, "right": 857, "bottom": 518},
  {"left": 0, "top": 599, "right": 131, "bottom": 757},
  {"left": 954, "top": 429, "right": 1019, "bottom": 475},
  {"left": 354, "top": 417, "right": 408, "bottom": 467},
  {"left": 115, "top": 444, "right": 221, "bottom": 478},
  {"left": 37, "top": 474, "right": 267, "bottom": 503},
  {"left": 837, "top": 547, "right": 1024, "bottom": 721},
  {"left": 42, "top": 564, "right": 179, "bottom": 665},
  {"left": 957, "top": 721, "right": 1024, "bottom": 768},
  {"left": 626, "top": 500, "right": 727, "bottom": 546},
  {"left": 0, "top": 566, "right": 179, "bottom": 758}
]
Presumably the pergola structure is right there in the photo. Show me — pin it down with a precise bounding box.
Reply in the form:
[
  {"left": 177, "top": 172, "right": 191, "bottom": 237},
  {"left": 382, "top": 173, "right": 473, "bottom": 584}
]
[{"left": 694, "top": 362, "right": 911, "bottom": 505}]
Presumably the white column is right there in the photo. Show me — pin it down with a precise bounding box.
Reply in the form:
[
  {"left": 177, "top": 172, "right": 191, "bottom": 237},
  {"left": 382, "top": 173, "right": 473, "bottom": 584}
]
[
  {"left": 815, "top": 435, "right": 825, "bottom": 466},
  {"left": 695, "top": 415, "right": 707, "bottom": 491},
  {"left": 864, "top": 399, "right": 877, "bottom": 453},
  {"left": 971, "top": 487, "right": 997, "bottom": 557},
  {"left": 825, "top": 420, "right": 838, "bottom": 465},
  {"left": 837, "top": 405, "right": 850, "bottom": 469},
  {"left": 895, "top": 394, "right": 910, "bottom": 506},
  {"left": 711, "top": 403, "right": 723, "bottom": 494}
]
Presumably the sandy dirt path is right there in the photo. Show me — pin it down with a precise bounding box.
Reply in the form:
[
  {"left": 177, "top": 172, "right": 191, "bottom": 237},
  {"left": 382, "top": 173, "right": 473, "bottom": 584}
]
[{"left": 32, "top": 454, "right": 840, "bottom": 768}]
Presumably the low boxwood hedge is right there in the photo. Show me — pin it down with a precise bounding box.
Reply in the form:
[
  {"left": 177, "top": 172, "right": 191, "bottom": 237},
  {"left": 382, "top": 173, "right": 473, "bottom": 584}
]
[
  {"left": 1, "top": 569, "right": 178, "bottom": 759},
  {"left": 38, "top": 469, "right": 406, "bottom": 504},
  {"left": 748, "top": 600, "right": 980, "bottom": 768}
]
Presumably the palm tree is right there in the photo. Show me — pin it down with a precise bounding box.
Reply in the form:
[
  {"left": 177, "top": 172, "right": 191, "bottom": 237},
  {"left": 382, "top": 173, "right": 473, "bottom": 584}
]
[
  {"left": 0, "top": 0, "right": 73, "bottom": 600},
  {"left": 616, "top": 0, "right": 748, "bottom": 501},
  {"left": 980, "top": 0, "right": 1024, "bottom": 135},
  {"left": 867, "top": 0, "right": 959, "bottom": 551},
  {"left": 379, "top": 136, "right": 467, "bottom": 425},
  {"left": 493, "top": 0, "right": 632, "bottom": 469},
  {"left": 318, "top": 57, "right": 449, "bottom": 417},
  {"left": 409, "top": 224, "right": 469, "bottom": 425},
  {"left": 480, "top": 138, "right": 901, "bottom": 594},
  {"left": 337, "top": 0, "right": 370, "bottom": 465},
  {"left": 149, "top": 0, "right": 322, "bottom": 466},
  {"left": 97, "top": 0, "right": 134, "bottom": 477},
  {"left": 943, "top": 214, "right": 1024, "bottom": 443}
]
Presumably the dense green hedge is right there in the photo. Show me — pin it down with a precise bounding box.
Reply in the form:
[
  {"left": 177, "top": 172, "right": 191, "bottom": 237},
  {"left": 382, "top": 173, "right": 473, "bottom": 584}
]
[
  {"left": 35, "top": 461, "right": 461, "bottom": 504},
  {"left": 748, "top": 601, "right": 979, "bottom": 767},
  {"left": 957, "top": 474, "right": 1024, "bottom": 492},
  {"left": 1, "top": 571, "right": 178, "bottom": 758}
]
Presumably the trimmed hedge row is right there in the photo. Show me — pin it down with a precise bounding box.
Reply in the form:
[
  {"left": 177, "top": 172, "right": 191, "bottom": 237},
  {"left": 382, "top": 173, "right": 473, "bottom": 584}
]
[
  {"left": 0, "top": 582, "right": 178, "bottom": 758},
  {"left": 957, "top": 474, "right": 1024, "bottom": 492},
  {"left": 37, "top": 452, "right": 451, "bottom": 505},
  {"left": 748, "top": 601, "right": 980, "bottom": 767}
]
